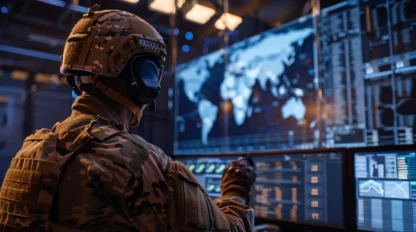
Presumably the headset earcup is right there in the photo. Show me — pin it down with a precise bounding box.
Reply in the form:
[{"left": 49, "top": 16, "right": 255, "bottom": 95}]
[{"left": 129, "top": 58, "right": 161, "bottom": 105}]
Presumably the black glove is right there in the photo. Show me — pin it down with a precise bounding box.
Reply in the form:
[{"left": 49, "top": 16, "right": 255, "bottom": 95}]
[{"left": 220, "top": 156, "right": 257, "bottom": 204}]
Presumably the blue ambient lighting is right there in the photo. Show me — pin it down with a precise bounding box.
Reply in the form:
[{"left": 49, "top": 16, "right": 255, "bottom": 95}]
[
  {"left": 1, "top": 6, "right": 8, "bottom": 14},
  {"left": 38, "top": 0, "right": 87, "bottom": 13},
  {"left": 185, "top": 32, "right": 193, "bottom": 40},
  {"left": 182, "top": 45, "right": 190, "bottom": 53},
  {"left": 72, "top": 90, "right": 78, "bottom": 99}
]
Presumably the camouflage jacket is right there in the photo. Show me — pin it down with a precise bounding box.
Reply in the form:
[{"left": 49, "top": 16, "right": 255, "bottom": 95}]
[{"left": 49, "top": 93, "right": 254, "bottom": 232}]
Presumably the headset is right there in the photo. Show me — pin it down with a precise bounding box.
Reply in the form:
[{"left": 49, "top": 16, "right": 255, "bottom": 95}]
[
  {"left": 69, "top": 53, "right": 164, "bottom": 111},
  {"left": 127, "top": 54, "right": 164, "bottom": 110}
]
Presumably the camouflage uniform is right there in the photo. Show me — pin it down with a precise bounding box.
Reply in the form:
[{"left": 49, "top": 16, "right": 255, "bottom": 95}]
[
  {"left": 0, "top": 5, "right": 256, "bottom": 231},
  {"left": 50, "top": 92, "right": 255, "bottom": 231}
]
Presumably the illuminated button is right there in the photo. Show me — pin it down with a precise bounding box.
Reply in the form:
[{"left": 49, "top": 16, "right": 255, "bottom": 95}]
[
  {"left": 207, "top": 184, "right": 215, "bottom": 192},
  {"left": 216, "top": 164, "right": 226, "bottom": 173},
  {"left": 312, "top": 212, "right": 320, "bottom": 220},
  {"left": 188, "top": 164, "right": 196, "bottom": 172},
  {"left": 206, "top": 164, "right": 216, "bottom": 173},
  {"left": 196, "top": 164, "right": 205, "bottom": 174}
]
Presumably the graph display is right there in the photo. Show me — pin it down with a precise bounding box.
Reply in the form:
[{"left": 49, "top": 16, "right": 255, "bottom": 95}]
[
  {"left": 175, "top": 156, "right": 235, "bottom": 199},
  {"left": 385, "top": 181, "right": 409, "bottom": 199},
  {"left": 251, "top": 151, "right": 344, "bottom": 227},
  {"left": 354, "top": 150, "right": 416, "bottom": 231},
  {"left": 359, "top": 180, "right": 384, "bottom": 197}
]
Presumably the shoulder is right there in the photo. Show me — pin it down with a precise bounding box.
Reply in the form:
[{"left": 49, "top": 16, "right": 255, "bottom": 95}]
[{"left": 89, "top": 126, "right": 171, "bottom": 178}]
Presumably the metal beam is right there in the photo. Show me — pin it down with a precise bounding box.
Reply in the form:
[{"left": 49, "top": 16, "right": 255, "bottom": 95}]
[
  {"left": 37, "top": 0, "right": 88, "bottom": 13},
  {"left": 12, "top": 14, "right": 70, "bottom": 33},
  {"left": 57, "top": 6, "right": 72, "bottom": 25},
  {"left": 0, "top": 45, "right": 61, "bottom": 61},
  {"left": 0, "top": 59, "right": 39, "bottom": 71},
  {"left": 3, "top": 22, "right": 68, "bottom": 49}
]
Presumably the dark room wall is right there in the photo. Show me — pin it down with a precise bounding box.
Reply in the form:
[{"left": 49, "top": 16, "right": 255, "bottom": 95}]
[{"left": 0, "top": 71, "right": 173, "bottom": 184}]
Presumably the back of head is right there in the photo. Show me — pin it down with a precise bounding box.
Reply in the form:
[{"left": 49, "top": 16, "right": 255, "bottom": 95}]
[{"left": 61, "top": 4, "right": 167, "bottom": 126}]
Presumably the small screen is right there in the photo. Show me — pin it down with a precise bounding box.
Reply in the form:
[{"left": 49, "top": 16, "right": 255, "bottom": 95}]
[
  {"left": 250, "top": 151, "right": 344, "bottom": 227},
  {"left": 354, "top": 150, "right": 416, "bottom": 231},
  {"left": 175, "top": 156, "right": 236, "bottom": 199}
]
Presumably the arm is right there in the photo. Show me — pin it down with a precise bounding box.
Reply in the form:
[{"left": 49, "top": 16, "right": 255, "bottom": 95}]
[
  {"left": 167, "top": 161, "right": 256, "bottom": 232},
  {"left": 215, "top": 158, "right": 257, "bottom": 231}
]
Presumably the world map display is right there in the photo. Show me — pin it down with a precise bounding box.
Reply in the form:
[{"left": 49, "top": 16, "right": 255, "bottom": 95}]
[{"left": 175, "top": 16, "right": 317, "bottom": 154}]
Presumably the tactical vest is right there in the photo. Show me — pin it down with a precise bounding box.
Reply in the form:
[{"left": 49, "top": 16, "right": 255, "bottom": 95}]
[{"left": 0, "top": 119, "right": 121, "bottom": 232}]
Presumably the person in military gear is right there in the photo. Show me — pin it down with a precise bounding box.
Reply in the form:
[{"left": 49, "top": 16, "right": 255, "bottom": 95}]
[{"left": 0, "top": 4, "right": 257, "bottom": 232}]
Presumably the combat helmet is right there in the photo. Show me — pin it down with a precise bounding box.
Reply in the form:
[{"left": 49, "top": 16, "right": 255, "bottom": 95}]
[{"left": 61, "top": 4, "right": 167, "bottom": 126}]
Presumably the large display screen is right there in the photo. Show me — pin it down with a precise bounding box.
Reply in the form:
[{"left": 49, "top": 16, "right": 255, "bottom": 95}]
[
  {"left": 174, "top": 0, "right": 416, "bottom": 154},
  {"left": 175, "top": 16, "right": 316, "bottom": 154},
  {"left": 354, "top": 149, "right": 416, "bottom": 231},
  {"left": 250, "top": 150, "right": 344, "bottom": 227}
]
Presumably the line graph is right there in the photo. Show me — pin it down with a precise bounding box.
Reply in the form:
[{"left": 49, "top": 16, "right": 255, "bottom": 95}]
[
  {"left": 359, "top": 180, "right": 384, "bottom": 197},
  {"left": 385, "top": 181, "right": 410, "bottom": 199}
]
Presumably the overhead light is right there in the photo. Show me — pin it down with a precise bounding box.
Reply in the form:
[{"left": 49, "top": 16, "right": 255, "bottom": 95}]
[
  {"left": 177, "top": 0, "right": 186, "bottom": 8},
  {"left": 121, "top": 0, "right": 140, "bottom": 3},
  {"left": 215, "top": 13, "right": 242, "bottom": 31},
  {"left": 148, "top": 0, "right": 185, "bottom": 14},
  {"left": 184, "top": 1, "right": 216, "bottom": 24}
]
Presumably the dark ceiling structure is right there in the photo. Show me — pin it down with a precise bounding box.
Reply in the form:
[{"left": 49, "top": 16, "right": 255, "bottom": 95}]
[{"left": 0, "top": 0, "right": 325, "bottom": 76}]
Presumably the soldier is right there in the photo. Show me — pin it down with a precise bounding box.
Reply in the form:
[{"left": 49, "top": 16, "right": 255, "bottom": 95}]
[{"left": 0, "top": 4, "right": 256, "bottom": 232}]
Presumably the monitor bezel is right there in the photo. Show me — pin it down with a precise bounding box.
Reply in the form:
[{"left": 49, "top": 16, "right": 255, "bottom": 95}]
[
  {"left": 248, "top": 147, "right": 348, "bottom": 230},
  {"left": 174, "top": 153, "right": 244, "bottom": 160},
  {"left": 348, "top": 144, "right": 416, "bottom": 232}
]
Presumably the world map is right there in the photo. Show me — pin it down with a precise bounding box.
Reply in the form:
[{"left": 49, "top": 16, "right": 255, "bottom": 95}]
[{"left": 175, "top": 17, "right": 316, "bottom": 153}]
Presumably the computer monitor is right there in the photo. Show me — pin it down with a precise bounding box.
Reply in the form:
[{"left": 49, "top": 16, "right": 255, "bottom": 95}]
[
  {"left": 250, "top": 149, "right": 345, "bottom": 228},
  {"left": 174, "top": 155, "right": 238, "bottom": 199},
  {"left": 353, "top": 146, "right": 416, "bottom": 231}
]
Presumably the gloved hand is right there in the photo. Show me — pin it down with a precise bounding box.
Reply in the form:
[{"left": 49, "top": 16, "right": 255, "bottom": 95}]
[{"left": 220, "top": 156, "right": 257, "bottom": 204}]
